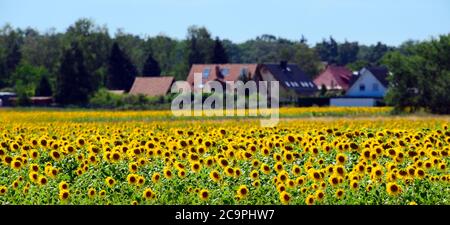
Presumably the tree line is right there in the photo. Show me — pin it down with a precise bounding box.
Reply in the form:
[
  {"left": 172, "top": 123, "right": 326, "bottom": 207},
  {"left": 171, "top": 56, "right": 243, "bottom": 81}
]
[{"left": 0, "top": 18, "right": 448, "bottom": 113}]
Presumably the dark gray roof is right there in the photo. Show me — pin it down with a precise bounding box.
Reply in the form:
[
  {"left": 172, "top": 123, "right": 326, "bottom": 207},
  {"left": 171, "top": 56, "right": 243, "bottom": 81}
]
[
  {"left": 367, "top": 66, "right": 389, "bottom": 87},
  {"left": 349, "top": 66, "right": 389, "bottom": 87},
  {"left": 263, "top": 63, "right": 318, "bottom": 94}
]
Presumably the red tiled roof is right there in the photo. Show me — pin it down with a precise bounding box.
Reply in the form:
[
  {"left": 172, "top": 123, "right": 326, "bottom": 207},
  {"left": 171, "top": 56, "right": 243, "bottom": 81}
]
[
  {"left": 186, "top": 64, "right": 259, "bottom": 88},
  {"left": 129, "top": 76, "right": 174, "bottom": 97},
  {"left": 313, "top": 65, "right": 353, "bottom": 90}
]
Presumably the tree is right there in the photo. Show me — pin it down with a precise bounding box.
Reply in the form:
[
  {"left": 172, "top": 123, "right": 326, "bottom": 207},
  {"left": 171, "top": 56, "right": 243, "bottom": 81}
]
[
  {"left": 368, "top": 42, "right": 390, "bottom": 63},
  {"left": 381, "top": 34, "right": 450, "bottom": 114},
  {"left": 211, "top": 37, "right": 229, "bottom": 64},
  {"left": 293, "top": 43, "right": 322, "bottom": 78},
  {"left": 187, "top": 37, "right": 202, "bottom": 67},
  {"left": 56, "top": 42, "right": 93, "bottom": 105},
  {"left": 65, "top": 18, "right": 112, "bottom": 89},
  {"left": 338, "top": 41, "right": 359, "bottom": 65},
  {"left": 107, "top": 42, "right": 138, "bottom": 91},
  {"left": 11, "top": 62, "right": 47, "bottom": 105},
  {"left": 142, "top": 52, "right": 161, "bottom": 76},
  {"left": 5, "top": 42, "right": 22, "bottom": 79},
  {"left": 186, "top": 26, "right": 214, "bottom": 64},
  {"left": 35, "top": 75, "right": 52, "bottom": 96},
  {"left": 315, "top": 36, "right": 338, "bottom": 64}
]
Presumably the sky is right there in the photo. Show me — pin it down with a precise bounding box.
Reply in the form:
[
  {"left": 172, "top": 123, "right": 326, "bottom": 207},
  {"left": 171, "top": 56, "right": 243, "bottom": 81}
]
[{"left": 0, "top": 0, "right": 449, "bottom": 46}]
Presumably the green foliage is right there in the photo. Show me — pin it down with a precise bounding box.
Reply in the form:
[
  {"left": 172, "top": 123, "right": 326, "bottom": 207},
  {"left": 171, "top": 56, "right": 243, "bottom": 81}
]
[
  {"left": 35, "top": 75, "right": 53, "bottom": 96},
  {"left": 382, "top": 34, "right": 450, "bottom": 114},
  {"left": 11, "top": 62, "right": 48, "bottom": 105},
  {"left": 142, "top": 52, "right": 161, "bottom": 76},
  {"left": 211, "top": 37, "right": 229, "bottom": 64},
  {"left": 56, "top": 42, "right": 93, "bottom": 105},
  {"left": 292, "top": 43, "right": 322, "bottom": 78},
  {"left": 89, "top": 88, "right": 174, "bottom": 110},
  {"left": 346, "top": 60, "right": 369, "bottom": 72},
  {"left": 107, "top": 42, "right": 138, "bottom": 91}
]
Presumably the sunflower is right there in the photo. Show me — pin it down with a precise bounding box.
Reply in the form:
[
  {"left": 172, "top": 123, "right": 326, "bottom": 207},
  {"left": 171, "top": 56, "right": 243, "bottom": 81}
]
[
  {"left": 163, "top": 168, "right": 173, "bottom": 179},
  {"left": 11, "top": 159, "right": 22, "bottom": 170},
  {"left": 335, "top": 189, "right": 345, "bottom": 199},
  {"left": 336, "top": 153, "right": 347, "bottom": 165},
  {"left": 218, "top": 158, "right": 229, "bottom": 168},
  {"left": 292, "top": 165, "right": 302, "bottom": 176},
  {"left": 250, "top": 170, "right": 259, "bottom": 180},
  {"left": 88, "top": 188, "right": 96, "bottom": 198},
  {"left": 386, "top": 182, "right": 402, "bottom": 196},
  {"left": 0, "top": 186, "right": 7, "bottom": 196},
  {"left": 99, "top": 190, "right": 106, "bottom": 197},
  {"left": 152, "top": 173, "right": 161, "bottom": 183},
  {"left": 50, "top": 150, "right": 62, "bottom": 161},
  {"left": 260, "top": 163, "right": 271, "bottom": 174},
  {"left": 127, "top": 174, "right": 138, "bottom": 185},
  {"left": 305, "top": 195, "right": 315, "bottom": 205},
  {"left": 274, "top": 162, "right": 284, "bottom": 173},
  {"left": 143, "top": 188, "right": 155, "bottom": 200},
  {"left": 59, "top": 181, "right": 69, "bottom": 190},
  {"left": 286, "top": 179, "right": 296, "bottom": 188},
  {"left": 315, "top": 190, "right": 325, "bottom": 201},
  {"left": 279, "top": 191, "right": 291, "bottom": 205},
  {"left": 199, "top": 189, "right": 209, "bottom": 201},
  {"left": 110, "top": 151, "right": 121, "bottom": 163},
  {"left": 209, "top": 170, "right": 221, "bottom": 183},
  {"left": 350, "top": 180, "right": 359, "bottom": 190},
  {"left": 296, "top": 176, "right": 305, "bottom": 186},
  {"left": 59, "top": 190, "right": 70, "bottom": 201},
  {"left": 105, "top": 177, "right": 116, "bottom": 187},
  {"left": 224, "top": 166, "right": 234, "bottom": 177},
  {"left": 178, "top": 169, "right": 187, "bottom": 178},
  {"left": 252, "top": 180, "right": 261, "bottom": 187},
  {"left": 191, "top": 162, "right": 201, "bottom": 173},
  {"left": 38, "top": 176, "right": 48, "bottom": 186},
  {"left": 237, "top": 185, "right": 249, "bottom": 198},
  {"left": 415, "top": 168, "right": 426, "bottom": 179}
]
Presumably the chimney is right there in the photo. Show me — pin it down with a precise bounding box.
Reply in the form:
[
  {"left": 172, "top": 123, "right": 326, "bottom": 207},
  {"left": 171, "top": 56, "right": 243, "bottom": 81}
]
[{"left": 280, "top": 61, "right": 288, "bottom": 70}]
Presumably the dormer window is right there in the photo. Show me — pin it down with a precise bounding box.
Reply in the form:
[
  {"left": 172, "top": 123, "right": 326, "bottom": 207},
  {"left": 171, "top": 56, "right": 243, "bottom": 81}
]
[
  {"left": 203, "top": 68, "right": 211, "bottom": 78},
  {"left": 220, "top": 68, "right": 230, "bottom": 76}
]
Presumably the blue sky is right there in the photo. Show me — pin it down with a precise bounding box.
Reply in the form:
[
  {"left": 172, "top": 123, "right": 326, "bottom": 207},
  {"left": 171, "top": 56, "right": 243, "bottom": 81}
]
[{"left": 0, "top": 0, "right": 449, "bottom": 46}]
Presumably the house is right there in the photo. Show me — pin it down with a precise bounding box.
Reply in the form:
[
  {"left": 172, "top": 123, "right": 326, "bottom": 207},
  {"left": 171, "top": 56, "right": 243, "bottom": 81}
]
[
  {"left": 259, "top": 61, "right": 318, "bottom": 101},
  {"left": 129, "top": 76, "right": 175, "bottom": 97},
  {"left": 313, "top": 65, "right": 353, "bottom": 92},
  {"left": 186, "top": 64, "right": 260, "bottom": 91},
  {"left": 0, "top": 92, "right": 17, "bottom": 107},
  {"left": 186, "top": 62, "right": 318, "bottom": 101},
  {"left": 330, "top": 67, "right": 390, "bottom": 106}
]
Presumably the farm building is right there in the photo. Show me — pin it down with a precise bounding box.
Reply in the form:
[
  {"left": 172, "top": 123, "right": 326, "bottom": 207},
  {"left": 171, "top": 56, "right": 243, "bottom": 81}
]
[
  {"left": 313, "top": 65, "right": 353, "bottom": 93},
  {"left": 330, "top": 67, "right": 390, "bottom": 106},
  {"left": 129, "top": 76, "right": 175, "bottom": 97}
]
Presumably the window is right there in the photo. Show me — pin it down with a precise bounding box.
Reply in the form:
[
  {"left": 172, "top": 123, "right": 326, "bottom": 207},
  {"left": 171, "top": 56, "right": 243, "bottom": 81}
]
[
  {"left": 293, "top": 82, "right": 299, "bottom": 87},
  {"left": 221, "top": 68, "right": 230, "bottom": 76},
  {"left": 373, "top": 83, "right": 379, "bottom": 91},
  {"left": 359, "top": 84, "right": 366, "bottom": 92},
  {"left": 309, "top": 82, "right": 315, "bottom": 88},
  {"left": 285, "top": 81, "right": 291, "bottom": 87},
  {"left": 203, "top": 68, "right": 210, "bottom": 78}
]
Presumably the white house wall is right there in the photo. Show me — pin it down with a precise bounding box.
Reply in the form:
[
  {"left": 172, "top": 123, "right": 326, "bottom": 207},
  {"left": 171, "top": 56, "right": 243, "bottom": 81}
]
[
  {"left": 346, "top": 69, "right": 387, "bottom": 97},
  {"left": 330, "top": 98, "right": 377, "bottom": 106}
]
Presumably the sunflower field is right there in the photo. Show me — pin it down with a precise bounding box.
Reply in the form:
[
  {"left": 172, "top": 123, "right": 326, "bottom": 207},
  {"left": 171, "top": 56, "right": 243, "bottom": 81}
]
[{"left": 0, "top": 108, "right": 449, "bottom": 205}]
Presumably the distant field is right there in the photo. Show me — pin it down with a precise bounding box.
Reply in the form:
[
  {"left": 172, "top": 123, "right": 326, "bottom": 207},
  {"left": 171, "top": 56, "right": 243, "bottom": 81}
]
[
  {"left": 0, "top": 107, "right": 394, "bottom": 123},
  {"left": 1, "top": 108, "right": 449, "bottom": 205}
]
